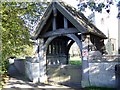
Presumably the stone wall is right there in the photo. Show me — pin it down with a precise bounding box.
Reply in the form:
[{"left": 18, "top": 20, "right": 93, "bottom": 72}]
[
  {"left": 89, "top": 62, "right": 119, "bottom": 88},
  {"left": 24, "top": 51, "right": 120, "bottom": 88},
  {"left": 14, "top": 59, "right": 25, "bottom": 75},
  {"left": 8, "top": 58, "right": 25, "bottom": 76},
  {"left": 25, "top": 57, "right": 40, "bottom": 83},
  {"left": 87, "top": 54, "right": 120, "bottom": 88}
]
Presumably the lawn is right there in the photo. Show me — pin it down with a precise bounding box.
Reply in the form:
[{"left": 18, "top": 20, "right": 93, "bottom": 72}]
[{"left": 69, "top": 56, "right": 82, "bottom": 65}]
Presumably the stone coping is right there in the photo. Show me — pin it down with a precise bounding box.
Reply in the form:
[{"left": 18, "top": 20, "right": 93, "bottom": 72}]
[
  {"left": 47, "top": 64, "right": 82, "bottom": 69},
  {"left": 88, "top": 58, "right": 120, "bottom": 63},
  {"left": 25, "top": 57, "right": 39, "bottom": 63},
  {"left": 88, "top": 54, "right": 120, "bottom": 63}
]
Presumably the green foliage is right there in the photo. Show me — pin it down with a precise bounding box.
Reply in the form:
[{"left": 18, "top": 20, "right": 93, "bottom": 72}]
[
  {"left": 16, "top": 45, "right": 35, "bottom": 58},
  {"left": 78, "top": 0, "right": 118, "bottom": 14},
  {"left": 1, "top": 2, "right": 30, "bottom": 73},
  {"left": 1, "top": 2, "right": 48, "bottom": 74}
]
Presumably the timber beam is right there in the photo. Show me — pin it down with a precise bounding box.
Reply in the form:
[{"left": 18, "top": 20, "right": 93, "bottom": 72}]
[{"left": 40, "top": 28, "right": 80, "bottom": 38}]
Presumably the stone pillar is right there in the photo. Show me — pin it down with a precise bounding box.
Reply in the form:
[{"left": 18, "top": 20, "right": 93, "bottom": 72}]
[
  {"left": 39, "top": 39, "right": 47, "bottom": 83},
  {"left": 81, "top": 35, "right": 90, "bottom": 87},
  {"left": 25, "top": 57, "right": 40, "bottom": 83}
]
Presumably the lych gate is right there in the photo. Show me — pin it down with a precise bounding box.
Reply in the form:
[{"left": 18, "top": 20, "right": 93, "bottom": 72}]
[{"left": 33, "top": 1, "right": 107, "bottom": 87}]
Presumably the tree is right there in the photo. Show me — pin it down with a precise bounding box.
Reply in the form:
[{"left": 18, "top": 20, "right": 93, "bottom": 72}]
[
  {"left": 78, "top": 0, "right": 120, "bottom": 18},
  {"left": 1, "top": 2, "right": 48, "bottom": 74}
]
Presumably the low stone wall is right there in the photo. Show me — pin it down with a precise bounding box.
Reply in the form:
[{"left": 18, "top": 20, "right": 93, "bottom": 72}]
[
  {"left": 24, "top": 54, "right": 120, "bottom": 88},
  {"left": 14, "top": 59, "right": 25, "bottom": 75},
  {"left": 25, "top": 57, "right": 39, "bottom": 83},
  {"left": 89, "top": 62, "right": 119, "bottom": 88},
  {"left": 88, "top": 55, "right": 120, "bottom": 88},
  {"left": 8, "top": 58, "right": 25, "bottom": 76}
]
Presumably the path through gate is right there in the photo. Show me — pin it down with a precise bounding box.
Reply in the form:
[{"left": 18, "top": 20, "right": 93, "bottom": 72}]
[
  {"left": 47, "top": 65, "right": 82, "bottom": 87},
  {"left": 45, "top": 37, "right": 82, "bottom": 87}
]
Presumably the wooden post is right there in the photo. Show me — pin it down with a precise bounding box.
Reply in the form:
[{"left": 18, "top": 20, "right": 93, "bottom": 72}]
[
  {"left": 51, "top": 43, "right": 53, "bottom": 54},
  {"left": 52, "top": 2, "right": 57, "bottom": 31},
  {"left": 64, "top": 17, "right": 68, "bottom": 29},
  {"left": 57, "top": 42, "right": 59, "bottom": 54},
  {"left": 52, "top": 17, "right": 56, "bottom": 30},
  {"left": 55, "top": 42, "right": 58, "bottom": 54}
]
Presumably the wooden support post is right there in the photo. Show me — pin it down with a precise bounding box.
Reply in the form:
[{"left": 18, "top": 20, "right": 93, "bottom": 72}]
[
  {"left": 51, "top": 43, "right": 53, "bottom": 54},
  {"left": 57, "top": 43, "right": 59, "bottom": 55},
  {"left": 49, "top": 45, "right": 52, "bottom": 54},
  {"left": 52, "top": 17, "right": 56, "bottom": 30},
  {"left": 64, "top": 17, "right": 68, "bottom": 29},
  {"left": 47, "top": 44, "right": 49, "bottom": 54},
  {"left": 55, "top": 42, "right": 58, "bottom": 54},
  {"left": 61, "top": 42, "right": 63, "bottom": 54},
  {"left": 59, "top": 41, "right": 61, "bottom": 54},
  {"left": 52, "top": 2, "right": 57, "bottom": 31}
]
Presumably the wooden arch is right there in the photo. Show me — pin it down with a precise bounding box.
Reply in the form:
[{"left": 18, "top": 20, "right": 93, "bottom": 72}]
[{"left": 44, "top": 34, "right": 82, "bottom": 64}]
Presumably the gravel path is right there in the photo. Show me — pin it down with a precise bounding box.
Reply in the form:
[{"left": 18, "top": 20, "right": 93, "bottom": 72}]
[{"left": 3, "top": 75, "right": 83, "bottom": 90}]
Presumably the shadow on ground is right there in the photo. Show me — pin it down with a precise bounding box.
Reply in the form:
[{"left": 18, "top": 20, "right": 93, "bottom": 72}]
[{"left": 2, "top": 74, "right": 83, "bottom": 90}]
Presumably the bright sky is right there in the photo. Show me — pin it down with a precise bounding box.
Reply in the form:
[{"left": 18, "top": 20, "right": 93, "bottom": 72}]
[
  {"left": 64, "top": 0, "right": 120, "bottom": 9},
  {"left": 64, "top": 0, "right": 79, "bottom": 8}
]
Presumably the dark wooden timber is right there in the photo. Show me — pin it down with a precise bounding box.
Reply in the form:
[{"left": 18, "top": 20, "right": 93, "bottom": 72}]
[
  {"left": 64, "top": 17, "right": 68, "bottom": 29},
  {"left": 52, "top": 2, "right": 57, "bottom": 31},
  {"left": 52, "top": 17, "right": 56, "bottom": 31},
  {"left": 55, "top": 2, "right": 87, "bottom": 33},
  {"left": 40, "top": 28, "right": 79, "bottom": 38}
]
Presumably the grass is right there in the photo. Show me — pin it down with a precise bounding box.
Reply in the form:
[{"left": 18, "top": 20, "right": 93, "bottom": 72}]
[
  {"left": 69, "top": 56, "right": 82, "bottom": 65},
  {"left": 69, "top": 60, "right": 81, "bottom": 65}
]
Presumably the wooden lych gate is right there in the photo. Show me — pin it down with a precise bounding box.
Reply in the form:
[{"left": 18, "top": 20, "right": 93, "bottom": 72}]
[{"left": 33, "top": 1, "right": 107, "bottom": 87}]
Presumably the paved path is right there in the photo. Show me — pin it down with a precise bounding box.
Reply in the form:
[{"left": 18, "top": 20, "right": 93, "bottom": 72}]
[{"left": 3, "top": 75, "right": 83, "bottom": 90}]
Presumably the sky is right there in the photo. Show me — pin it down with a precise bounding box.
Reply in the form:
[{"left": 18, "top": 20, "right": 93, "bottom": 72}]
[{"left": 64, "top": 0, "right": 120, "bottom": 8}]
